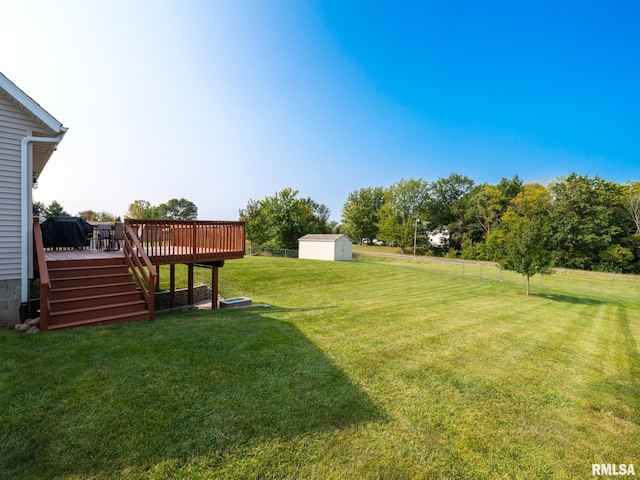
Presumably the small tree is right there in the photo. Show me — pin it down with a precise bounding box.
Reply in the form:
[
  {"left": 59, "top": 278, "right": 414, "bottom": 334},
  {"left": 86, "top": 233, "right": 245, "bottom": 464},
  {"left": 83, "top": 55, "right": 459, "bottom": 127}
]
[
  {"left": 490, "top": 184, "right": 554, "bottom": 296},
  {"left": 377, "top": 178, "right": 430, "bottom": 252},
  {"left": 239, "top": 188, "right": 332, "bottom": 249},
  {"left": 126, "top": 200, "right": 155, "bottom": 219},
  {"left": 341, "top": 186, "right": 385, "bottom": 243},
  {"left": 44, "top": 200, "right": 69, "bottom": 219},
  {"left": 33, "top": 201, "right": 46, "bottom": 217},
  {"left": 239, "top": 199, "right": 269, "bottom": 246},
  {"left": 78, "top": 210, "right": 120, "bottom": 222},
  {"left": 78, "top": 209, "right": 98, "bottom": 221},
  {"left": 157, "top": 198, "right": 198, "bottom": 220}
]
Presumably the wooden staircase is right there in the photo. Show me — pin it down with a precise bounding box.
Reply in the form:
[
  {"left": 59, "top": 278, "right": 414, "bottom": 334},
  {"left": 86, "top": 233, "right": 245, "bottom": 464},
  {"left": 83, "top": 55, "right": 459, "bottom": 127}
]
[{"left": 46, "top": 256, "right": 151, "bottom": 330}]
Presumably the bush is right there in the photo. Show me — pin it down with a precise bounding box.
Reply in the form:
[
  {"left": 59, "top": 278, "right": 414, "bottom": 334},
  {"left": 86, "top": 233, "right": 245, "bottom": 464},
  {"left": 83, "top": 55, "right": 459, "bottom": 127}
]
[{"left": 599, "top": 244, "right": 634, "bottom": 272}]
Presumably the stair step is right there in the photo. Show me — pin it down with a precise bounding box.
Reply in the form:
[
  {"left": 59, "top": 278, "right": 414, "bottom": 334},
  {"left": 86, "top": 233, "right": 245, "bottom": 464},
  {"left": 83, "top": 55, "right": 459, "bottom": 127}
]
[
  {"left": 46, "top": 310, "right": 151, "bottom": 330},
  {"left": 43, "top": 255, "right": 152, "bottom": 330},
  {"left": 50, "top": 291, "right": 142, "bottom": 311},
  {"left": 47, "top": 257, "right": 126, "bottom": 269},
  {"left": 49, "top": 264, "right": 128, "bottom": 279},
  {"left": 49, "top": 282, "right": 138, "bottom": 300},
  {"left": 49, "top": 300, "right": 147, "bottom": 324},
  {"left": 51, "top": 273, "right": 134, "bottom": 289}
]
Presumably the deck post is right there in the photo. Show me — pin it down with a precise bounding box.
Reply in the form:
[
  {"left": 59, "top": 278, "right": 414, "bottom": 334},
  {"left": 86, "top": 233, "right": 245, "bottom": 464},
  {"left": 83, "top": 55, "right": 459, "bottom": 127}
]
[
  {"left": 170, "top": 264, "right": 176, "bottom": 309},
  {"left": 212, "top": 264, "right": 219, "bottom": 309},
  {"left": 188, "top": 263, "right": 194, "bottom": 305},
  {"left": 192, "top": 220, "right": 197, "bottom": 258}
]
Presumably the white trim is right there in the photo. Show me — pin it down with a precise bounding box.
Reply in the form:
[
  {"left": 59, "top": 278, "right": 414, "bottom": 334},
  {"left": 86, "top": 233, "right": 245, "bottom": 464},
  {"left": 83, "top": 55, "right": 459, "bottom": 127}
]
[
  {"left": 0, "top": 72, "right": 67, "bottom": 134},
  {"left": 20, "top": 135, "right": 64, "bottom": 303}
]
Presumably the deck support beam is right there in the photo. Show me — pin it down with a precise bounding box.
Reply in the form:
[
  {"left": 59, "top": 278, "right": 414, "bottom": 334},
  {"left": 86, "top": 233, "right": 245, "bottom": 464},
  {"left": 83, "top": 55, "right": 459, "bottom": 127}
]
[
  {"left": 170, "top": 264, "right": 176, "bottom": 309},
  {"left": 188, "top": 264, "right": 194, "bottom": 306},
  {"left": 212, "top": 264, "right": 219, "bottom": 309}
]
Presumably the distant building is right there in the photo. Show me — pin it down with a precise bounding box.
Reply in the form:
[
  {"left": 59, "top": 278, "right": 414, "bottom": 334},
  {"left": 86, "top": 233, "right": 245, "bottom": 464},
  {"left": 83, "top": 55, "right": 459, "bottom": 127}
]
[
  {"left": 427, "top": 228, "right": 449, "bottom": 247},
  {"left": 298, "top": 234, "right": 353, "bottom": 261}
]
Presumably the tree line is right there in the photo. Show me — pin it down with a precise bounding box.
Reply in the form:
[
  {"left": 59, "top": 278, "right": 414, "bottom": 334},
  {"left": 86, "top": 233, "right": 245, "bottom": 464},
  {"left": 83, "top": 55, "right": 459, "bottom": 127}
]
[
  {"left": 243, "top": 173, "right": 640, "bottom": 275},
  {"left": 33, "top": 197, "right": 198, "bottom": 222},
  {"left": 342, "top": 173, "right": 640, "bottom": 274}
]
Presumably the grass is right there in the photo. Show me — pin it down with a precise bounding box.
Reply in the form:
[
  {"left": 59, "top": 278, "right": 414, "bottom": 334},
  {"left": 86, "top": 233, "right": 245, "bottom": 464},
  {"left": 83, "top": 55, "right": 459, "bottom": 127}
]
[
  {"left": 1, "top": 256, "right": 639, "bottom": 478},
  {"left": 352, "top": 244, "right": 404, "bottom": 255}
]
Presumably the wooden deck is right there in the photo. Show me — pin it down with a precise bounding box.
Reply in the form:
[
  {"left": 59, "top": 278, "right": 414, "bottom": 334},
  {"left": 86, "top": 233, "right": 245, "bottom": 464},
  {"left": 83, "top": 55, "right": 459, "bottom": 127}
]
[
  {"left": 35, "top": 219, "right": 246, "bottom": 329},
  {"left": 45, "top": 249, "right": 124, "bottom": 262},
  {"left": 43, "top": 246, "right": 243, "bottom": 265},
  {"left": 45, "top": 219, "right": 245, "bottom": 266},
  {"left": 125, "top": 219, "right": 245, "bottom": 265}
]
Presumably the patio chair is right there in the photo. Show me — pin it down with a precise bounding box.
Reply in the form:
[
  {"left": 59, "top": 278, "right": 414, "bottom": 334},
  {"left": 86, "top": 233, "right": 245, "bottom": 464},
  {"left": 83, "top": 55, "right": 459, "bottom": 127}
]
[{"left": 113, "top": 222, "right": 125, "bottom": 251}]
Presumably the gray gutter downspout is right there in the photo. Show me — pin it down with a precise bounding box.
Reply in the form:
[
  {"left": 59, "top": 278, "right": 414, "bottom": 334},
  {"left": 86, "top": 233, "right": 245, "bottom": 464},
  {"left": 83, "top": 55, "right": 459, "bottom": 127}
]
[{"left": 20, "top": 135, "right": 65, "bottom": 303}]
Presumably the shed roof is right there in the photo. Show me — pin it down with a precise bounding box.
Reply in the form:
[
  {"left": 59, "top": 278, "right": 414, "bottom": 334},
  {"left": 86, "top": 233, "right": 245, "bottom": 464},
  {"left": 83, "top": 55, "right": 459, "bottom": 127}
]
[{"left": 298, "top": 234, "right": 352, "bottom": 242}]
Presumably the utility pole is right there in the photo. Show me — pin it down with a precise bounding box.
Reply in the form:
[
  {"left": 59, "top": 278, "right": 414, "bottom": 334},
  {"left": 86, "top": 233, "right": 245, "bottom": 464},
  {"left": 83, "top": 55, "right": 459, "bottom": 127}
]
[{"left": 413, "top": 214, "right": 419, "bottom": 256}]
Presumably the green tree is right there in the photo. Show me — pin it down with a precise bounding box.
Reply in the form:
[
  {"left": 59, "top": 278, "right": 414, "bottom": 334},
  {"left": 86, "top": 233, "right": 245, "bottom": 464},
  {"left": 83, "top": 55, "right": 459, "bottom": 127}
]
[
  {"left": 78, "top": 210, "right": 120, "bottom": 222},
  {"left": 300, "top": 198, "right": 332, "bottom": 235},
  {"left": 44, "top": 200, "right": 69, "bottom": 219},
  {"left": 126, "top": 199, "right": 197, "bottom": 220},
  {"left": 426, "top": 173, "right": 474, "bottom": 248},
  {"left": 496, "top": 174, "right": 524, "bottom": 201},
  {"left": 377, "top": 178, "right": 430, "bottom": 253},
  {"left": 549, "top": 174, "right": 628, "bottom": 270},
  {"left": 33, "top": 200, "right": 46, "bottom": 217},
  {"left": 239, "top": 199, "right": 269, "bottom": 245},
  {"left": 489, "top": 183, "right": 555, "bottom": 296},
  {"left": 126, "top": 200, "right": 155, "bottom": 219},
  {"left": 239, "top": 188, "right": 332, "bottom": 249},
  {"left": 599, "top": 244, "right": 634, "bottom": 272},
  {"left": 341, "top": 186, "right": 385, "bottom": 243},
  {"left": 626, "top": 181, "right": 640, "bottom": 235},
  {"left": 460, "top": 176, "right": 524, "bottom": 259},
  {"left": 464, "top": 184, "right": 506, "bottom": 239},
  {"left": 78, "top": 209, "right": 97, "bottom": 221},
  {"left": 157, "top": 198, "right": 198, "bottom": 220},
  {"left": 96, "top": 211, "right": 120, "bottom": 222}
]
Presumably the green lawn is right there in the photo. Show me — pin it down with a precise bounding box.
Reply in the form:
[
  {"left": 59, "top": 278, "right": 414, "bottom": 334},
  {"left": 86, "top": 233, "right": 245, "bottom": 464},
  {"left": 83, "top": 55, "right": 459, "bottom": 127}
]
[
  {"left": 352, "top": 244, "right": 405, "bottom": 255},
  {"left": 1, "top": 256, "right": 639, "bottom": 479}
]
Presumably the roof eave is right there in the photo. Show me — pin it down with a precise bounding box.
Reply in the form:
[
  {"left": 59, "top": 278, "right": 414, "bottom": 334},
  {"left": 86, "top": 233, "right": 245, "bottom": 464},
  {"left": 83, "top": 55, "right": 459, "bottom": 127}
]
[{"left": 0, "top": 72, "right": 67, "bottom": 135}]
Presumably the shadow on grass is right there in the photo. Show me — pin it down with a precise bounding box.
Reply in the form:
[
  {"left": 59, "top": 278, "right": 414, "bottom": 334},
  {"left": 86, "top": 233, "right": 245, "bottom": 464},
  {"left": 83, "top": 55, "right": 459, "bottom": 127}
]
[
  {"left": 534, "top": 292, "right": 608, "bottom": 305},
  {"left": 1, "top": 309, "right": 384, "bottom": 479},
  {"left": 586, "top": 306, "right": 640, "bottom": 425}
]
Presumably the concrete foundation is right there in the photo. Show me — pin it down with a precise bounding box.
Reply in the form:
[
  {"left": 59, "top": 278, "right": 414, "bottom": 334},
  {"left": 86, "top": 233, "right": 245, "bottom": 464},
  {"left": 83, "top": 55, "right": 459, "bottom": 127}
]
[
  {"left": 154, "top": 284, "right": 210, "bottom": 311},
  {"left": 0, "top": 279, "right": 21, "bottom": 326}
]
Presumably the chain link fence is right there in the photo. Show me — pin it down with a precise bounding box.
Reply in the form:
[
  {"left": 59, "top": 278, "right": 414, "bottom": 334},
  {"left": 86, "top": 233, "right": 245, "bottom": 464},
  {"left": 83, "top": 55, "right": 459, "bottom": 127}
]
[
  {"left": 244, "top": 247, "right": 639, "bottom": 302},
  {"left": 353, "top": 252, "right": 640, "bottom": 303},
  {"left": 248, "top": 245, "right": 299, "bottom": 258}
]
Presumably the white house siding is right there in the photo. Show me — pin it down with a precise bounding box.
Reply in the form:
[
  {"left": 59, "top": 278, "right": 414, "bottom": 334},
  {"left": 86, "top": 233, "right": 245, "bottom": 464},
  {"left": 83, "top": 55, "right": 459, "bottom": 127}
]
[{"left": 0, "top": 91, "right": 49, "bottom": 324}]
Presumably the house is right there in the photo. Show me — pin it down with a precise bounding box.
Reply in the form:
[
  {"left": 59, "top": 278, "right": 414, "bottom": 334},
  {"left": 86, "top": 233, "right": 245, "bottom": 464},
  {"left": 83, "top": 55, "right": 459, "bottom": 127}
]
[
  {"left": 298, "top": 234, "right": 353, "bottom": 261},
  {"left": 0, "top": 72, "right": 67, "bottom": 326},
  {"left": 1, "top": 72, "right": 247, "bottom": 330},
  {"left": 427, "top": 228, "right": 449, "bottom": 247}
]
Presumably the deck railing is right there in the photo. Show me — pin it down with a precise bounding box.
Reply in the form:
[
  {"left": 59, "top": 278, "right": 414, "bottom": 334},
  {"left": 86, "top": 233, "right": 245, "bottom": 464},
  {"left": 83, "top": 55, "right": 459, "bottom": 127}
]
[
  {"left": 124, "top": 219, "right": 245, "bottom": 264},
  {"left": 33, "top": 218, "right": 50, "bottom": 330},
  {"left": 122, "top": 223, "right": 157, "bottom": 318}
]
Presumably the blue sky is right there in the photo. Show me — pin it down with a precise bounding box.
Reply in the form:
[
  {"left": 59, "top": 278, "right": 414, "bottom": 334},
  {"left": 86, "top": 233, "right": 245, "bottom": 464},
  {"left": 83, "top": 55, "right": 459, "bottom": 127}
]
[{"left": 2, "top": 1, "right": 639, "bottom": 222}]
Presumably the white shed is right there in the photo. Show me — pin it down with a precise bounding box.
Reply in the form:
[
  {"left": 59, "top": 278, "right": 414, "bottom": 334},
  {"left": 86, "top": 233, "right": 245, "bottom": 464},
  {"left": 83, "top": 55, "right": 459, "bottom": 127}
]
[{"left": 298, "top": 234, "right": 353, "bottom": 261}]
